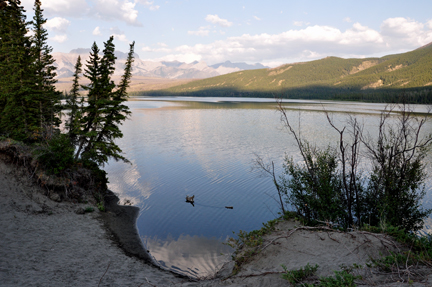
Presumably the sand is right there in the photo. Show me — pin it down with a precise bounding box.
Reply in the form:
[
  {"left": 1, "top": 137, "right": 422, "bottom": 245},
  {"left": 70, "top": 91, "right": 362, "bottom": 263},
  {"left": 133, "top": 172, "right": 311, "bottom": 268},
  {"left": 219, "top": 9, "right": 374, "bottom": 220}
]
[
  {"left": 0, "top": 159, "right": 191, "bottom": 287},
  {"left": 1, "top": 155, "right": 431, "bottom": 287}
]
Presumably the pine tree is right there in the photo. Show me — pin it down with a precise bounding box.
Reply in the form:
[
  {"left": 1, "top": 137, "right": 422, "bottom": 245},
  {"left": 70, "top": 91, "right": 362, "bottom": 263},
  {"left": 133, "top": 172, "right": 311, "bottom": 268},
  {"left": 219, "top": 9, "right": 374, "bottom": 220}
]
[
  {"left": 74, "top": 36, "right": 134, "bottom": 165},
  {"left": 65, "top": 55, "right": 82, "bottom": 144},
  {"left": 93, "top": 41, "right": 135, "bottom": 162},
  {"left": 74, "top": 42, "right": 101, "bottom": 160},
  {"left": 0, "top": 0, "right": 38, "bottom": 140},
  {"left": 31, "top": 0, "right": 61, "bottom": 135}
]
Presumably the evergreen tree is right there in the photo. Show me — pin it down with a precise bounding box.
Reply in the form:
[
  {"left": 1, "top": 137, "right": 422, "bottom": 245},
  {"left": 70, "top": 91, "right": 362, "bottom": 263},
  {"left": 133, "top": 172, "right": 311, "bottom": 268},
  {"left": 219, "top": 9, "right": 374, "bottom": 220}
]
[
  {"left": 0, "top": 0, "right": 38, "bottom": 140},
  {"left": 65, "top": 55, "right": 82, "bottom": 144},
  {"left": 73, "top": 36, "right": 134, "bottom": 165},
  {"left": 74, "top": 42, "right": 102, "bottom": 160},
  {"left": 93, "top": 41, "right": 135, "bottom": 162},
  {"left": 31, "top": 0, "right": 60, "bottom": 135}
]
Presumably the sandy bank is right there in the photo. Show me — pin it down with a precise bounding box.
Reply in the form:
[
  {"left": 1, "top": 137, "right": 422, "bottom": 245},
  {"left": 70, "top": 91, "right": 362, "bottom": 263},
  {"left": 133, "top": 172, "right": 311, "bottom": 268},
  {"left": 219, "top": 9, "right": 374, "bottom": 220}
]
[{"left": 0, "top": 159, "right": 192, "bottom": 286}]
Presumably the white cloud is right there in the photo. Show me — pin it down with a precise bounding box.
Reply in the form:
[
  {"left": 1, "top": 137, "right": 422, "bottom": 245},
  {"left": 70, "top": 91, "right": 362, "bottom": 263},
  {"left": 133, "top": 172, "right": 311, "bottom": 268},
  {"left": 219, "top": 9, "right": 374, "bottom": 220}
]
[
  {"left": 149, "top": 52, "right": 202, "bottom": 64},
  {"left": 293, "top": 21, "right": 310, "bottom": 27},
  {"left": 51, "top": 34, "right": 68, "bottom": 43},
  {"left": 112, "top": 33, "right": 128, "bottom": 42},
  {"left": 93, "top": 0, "right": 141, "bottom": 26},
  {"left": 205, "top": 14, "right": 233, "bottom": 27},
  {"left": 22, "top": 0, "right": 89, "bottom": 17},
  {"left": 152, "top": 23, "right": 390, "bottom": 65},
  {"left": 141, "top": 42, "right": 171, "bottom": 53},
  {"left": 188, "top": 26, "right": 210, "bottom": 36},
  {"left": 93, "top": 26, "right": 102, "bottom": 36},
  {"left": 344, "top": 17, "right": 352, "bottom": 23},
  {"left": 135, "top": 0, "right": 160, "bottom": 11},
  {"left": 381, "top": 17, "right": 432, "bottom": 49},
  {"left": 149, "top": 18, "right": 432, "bottom": 65},
  {"left": 142, "top": 46, "right": 152, "bottom": 52},
  {"left": 253, "top": 16, "right": 261, "bottom": 21},
  {"left": 110, "top": 27, "right": 129, "bottom": 42},
  {"left": 44, "top": 17, "right": 70, "bottom": 33}
]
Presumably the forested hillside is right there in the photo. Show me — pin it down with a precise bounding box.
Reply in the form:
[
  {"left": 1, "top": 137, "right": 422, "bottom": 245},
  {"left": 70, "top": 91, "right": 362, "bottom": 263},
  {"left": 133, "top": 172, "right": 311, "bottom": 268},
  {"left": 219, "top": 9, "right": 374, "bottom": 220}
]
[{"left": 142, "top": 44, "right": 432, "bottom": 103}]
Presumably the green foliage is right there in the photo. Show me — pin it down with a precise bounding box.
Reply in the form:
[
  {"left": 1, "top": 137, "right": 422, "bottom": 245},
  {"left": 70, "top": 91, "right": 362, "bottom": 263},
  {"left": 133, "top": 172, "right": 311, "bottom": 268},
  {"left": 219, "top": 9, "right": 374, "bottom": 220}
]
[
  {"left": 226, "top": 217, "right": 282, "bottom": 274},
  {"left": 281, "top": 263, "right": 319, "bottom": 285},
  {"left": 0, "top": 2, "right": 128, "bottom": 214},
  {"left": 85, "top": 207, "right": 95, "bottom": 213},
  {"left": 72, "top": 37, "right": 135, "bottom": 166},
  {"left": 65, "top": 55, "right": 83, "bottom": 145},
  {"left": 0, "top": 0, "right": 37, "bottom": 140},
  {"left": 32, "top": 133, "right": 75, "bottom": 175},
  {"left": 276, "top": 104, "right": 431, "bottom": 233},
  {"left": 31, "top": 0, "right": 61, "bottom": 130},
  {"left": 318, "top": 270, "right": 360, "bottom": 287},
  {"left": 0, "top": 0, "right": 60, "bottom": 141},
  {"left": 363, "top": 225, "right": 432, "bottom": 270},
  {"left": 281, "top": 263, "right": 361, "bottom": 287},
  {"left": 97, "top": 201, "right": 105, "bottom": 212},
  {"left": 227, "top": 218, "right": 279, "bottom": 249},
  {"left": 362, "top": 105, "right": 432, "bottom": 232},
  {"left": 281, "top": 144, "right": 346, "bottom": 226}
]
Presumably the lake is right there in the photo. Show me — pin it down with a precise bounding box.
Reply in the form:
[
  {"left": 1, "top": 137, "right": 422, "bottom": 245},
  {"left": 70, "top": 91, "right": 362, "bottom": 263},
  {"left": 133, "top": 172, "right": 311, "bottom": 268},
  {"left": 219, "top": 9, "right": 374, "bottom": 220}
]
[{"left": 104, "top": 97, "right": 432, "bottom": 278}]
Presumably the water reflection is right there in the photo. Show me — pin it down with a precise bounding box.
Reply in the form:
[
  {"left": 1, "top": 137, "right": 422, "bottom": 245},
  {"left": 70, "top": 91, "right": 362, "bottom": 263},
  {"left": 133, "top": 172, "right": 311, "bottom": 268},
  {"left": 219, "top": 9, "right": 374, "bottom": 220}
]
[
  {"left": 105, "top": 97, "right": 432, "bottom": 278},
  {"left": 143, "top": 234, "right": 233, "bottom": 278}
]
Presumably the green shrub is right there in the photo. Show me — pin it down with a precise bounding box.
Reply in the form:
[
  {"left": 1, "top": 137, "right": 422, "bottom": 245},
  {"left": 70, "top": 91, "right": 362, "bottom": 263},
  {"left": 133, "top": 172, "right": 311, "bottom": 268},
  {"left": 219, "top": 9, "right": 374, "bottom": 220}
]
[
  {"left": 319, "top": 270, "right": 360, "bottom": 287},
  {"left": 272, "top": 103, "right": 432, "bottom": 233},
  {"left": 281, "top": 263, "right": 319, "bottom": 285},
  {"left": 84, "top": 207, "right": 95, "bottom": 213},
  {"left": 280, "top": 144, "right": 346, "bottom": 226},
  {"left": 33, "top": 133, "right": 75, "bottom": 175}
]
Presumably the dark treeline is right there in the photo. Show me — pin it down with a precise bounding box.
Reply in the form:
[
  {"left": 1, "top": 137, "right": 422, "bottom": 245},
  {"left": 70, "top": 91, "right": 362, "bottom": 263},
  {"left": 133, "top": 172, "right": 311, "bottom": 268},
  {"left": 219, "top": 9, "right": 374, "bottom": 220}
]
[{"left": 137, "top": 86, "right": 432, "bottom": 104}]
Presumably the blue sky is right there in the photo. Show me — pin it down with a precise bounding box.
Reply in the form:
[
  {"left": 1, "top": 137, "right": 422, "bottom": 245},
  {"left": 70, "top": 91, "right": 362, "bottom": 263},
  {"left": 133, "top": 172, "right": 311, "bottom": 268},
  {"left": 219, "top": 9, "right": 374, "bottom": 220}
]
[{"left": 21, "top": 0, "right": 432, "bottom": 67}]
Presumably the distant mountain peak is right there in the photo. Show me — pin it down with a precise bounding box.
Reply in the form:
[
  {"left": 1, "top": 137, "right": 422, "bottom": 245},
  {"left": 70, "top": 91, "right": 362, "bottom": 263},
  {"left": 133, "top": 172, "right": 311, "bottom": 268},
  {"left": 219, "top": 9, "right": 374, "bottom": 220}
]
[{"left": 53, "top": 52, "right": 268, "bottom": 80}]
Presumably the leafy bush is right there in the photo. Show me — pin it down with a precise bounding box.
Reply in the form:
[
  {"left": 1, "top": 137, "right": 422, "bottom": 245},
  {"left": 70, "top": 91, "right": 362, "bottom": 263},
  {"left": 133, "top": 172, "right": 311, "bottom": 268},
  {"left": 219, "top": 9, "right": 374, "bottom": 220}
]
[
  {"left": 281, "top": 144, "right": 345, "bottom": 226},
  {"left": 271, "top": 102, "right": 432, "bottom": 233}
]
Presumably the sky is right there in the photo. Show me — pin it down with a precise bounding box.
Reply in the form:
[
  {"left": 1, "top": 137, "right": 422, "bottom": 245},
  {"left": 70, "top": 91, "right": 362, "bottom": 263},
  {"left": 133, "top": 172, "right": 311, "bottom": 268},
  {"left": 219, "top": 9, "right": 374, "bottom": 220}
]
[{"left": 20, "top": 0, "right": 432, "bottom": 67}]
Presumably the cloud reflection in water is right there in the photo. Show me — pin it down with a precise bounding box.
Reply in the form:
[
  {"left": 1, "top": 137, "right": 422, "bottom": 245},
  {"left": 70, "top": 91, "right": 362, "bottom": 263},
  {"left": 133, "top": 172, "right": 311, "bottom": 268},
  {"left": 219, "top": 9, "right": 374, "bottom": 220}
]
[{"left": 143, "top": 234, "right": 233, "bottom": 278}]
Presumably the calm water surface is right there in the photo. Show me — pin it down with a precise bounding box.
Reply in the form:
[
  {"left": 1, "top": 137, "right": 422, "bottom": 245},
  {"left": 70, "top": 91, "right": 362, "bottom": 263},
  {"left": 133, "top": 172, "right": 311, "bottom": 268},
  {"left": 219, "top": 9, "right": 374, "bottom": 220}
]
[{"left": 104, "top": 97, "right": 432, "bottom": 278}]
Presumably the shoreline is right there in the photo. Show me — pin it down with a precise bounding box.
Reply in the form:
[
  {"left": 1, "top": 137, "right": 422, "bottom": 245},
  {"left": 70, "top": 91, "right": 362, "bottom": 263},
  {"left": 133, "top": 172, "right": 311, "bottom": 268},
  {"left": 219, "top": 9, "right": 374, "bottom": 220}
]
[
  {"left": 1, "top": 147, "right": 432, "bottom": 286},
  {"left": 100, "top": 189, "right": 196, "bottom": 281},
  {"left": 100, "top": 190, "right": 153, "bottom": 263},
  {"left": 0, "top": 156, "right": 194, "bottom": 286}
]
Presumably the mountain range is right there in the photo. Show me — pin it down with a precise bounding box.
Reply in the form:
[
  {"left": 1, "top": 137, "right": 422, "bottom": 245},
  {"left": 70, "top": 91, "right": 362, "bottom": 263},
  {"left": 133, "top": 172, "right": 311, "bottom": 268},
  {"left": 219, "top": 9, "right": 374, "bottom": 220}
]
[
  {"left": 53, "top": 49, "right": 268, "bottom": 79},
  {"left": 146, "top": 43, "right": 432, "bottom": 103}
]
